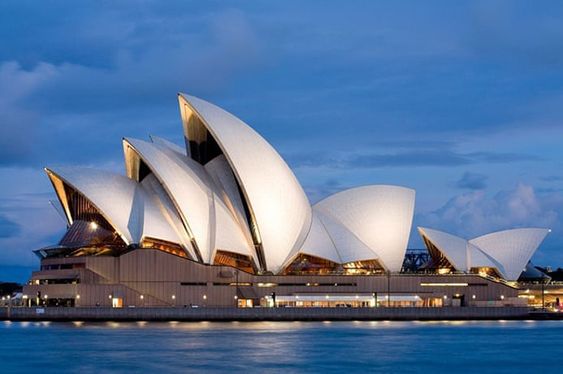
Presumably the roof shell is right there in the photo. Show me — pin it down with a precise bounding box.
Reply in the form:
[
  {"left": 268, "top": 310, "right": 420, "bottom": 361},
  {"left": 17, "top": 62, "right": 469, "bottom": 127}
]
[
  {"left": 417, "top": 227, "right": 468, "bottom": 270},
  {"left": 46, "top": 167, "right": 139, "bottom": 245},
  {"left": 179, "top": 94, "right": 312, "bottom": 273},
  {"left": 469, "top": 228, "right": 550, "bottom": 280},
  {"left": 124, "top": 137, "right": 254, "bottom": 264},
  {"left": 45, "top": 167, "right": 187, "bottom": 250},
  {"left": 315, "top": 185, "right": 415, "bottom": 272}
]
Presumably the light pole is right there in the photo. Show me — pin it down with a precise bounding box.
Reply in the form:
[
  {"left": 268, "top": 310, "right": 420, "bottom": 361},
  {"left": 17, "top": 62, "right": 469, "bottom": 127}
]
[
  {"left": 387, "top": 270, "right": 391, "bottom": 307},
  {"left": 541, "top": 279, "right": 545, "bottom": 310},
  {"left": 235, "top": 270, "right": 239, "bottom": 308}
]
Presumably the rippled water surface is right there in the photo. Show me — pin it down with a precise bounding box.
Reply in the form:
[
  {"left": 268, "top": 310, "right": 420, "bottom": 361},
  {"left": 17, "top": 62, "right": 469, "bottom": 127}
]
[{"left": 1, "top": 320, "right": 561, "bottom": 373}]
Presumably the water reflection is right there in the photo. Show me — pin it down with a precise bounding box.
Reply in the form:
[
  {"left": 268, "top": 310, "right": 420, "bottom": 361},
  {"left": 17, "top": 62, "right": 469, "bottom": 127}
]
[{"left": 0, "top": 321, "right": 561, "bottom": 373}]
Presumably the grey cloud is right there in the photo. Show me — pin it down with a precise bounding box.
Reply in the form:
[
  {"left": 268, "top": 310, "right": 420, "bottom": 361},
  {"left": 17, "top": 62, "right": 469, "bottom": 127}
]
[
  {"left": 541, "top": 175, "right": 563, "bottom": 182},
  {"left": 0, "top": 9, "right": 263, "bottom": 167},
  {"left": 289, "top": 148, "right": 539, "bottom": 169},
  {"left": 456, "top": 172, "right": 488, "bottom": 190},
  {"left": 412, "top": 183, "right": 563, "bottom": 264},
  {"left": 0, "top": 214, "right": 20, "bottom": 238}
]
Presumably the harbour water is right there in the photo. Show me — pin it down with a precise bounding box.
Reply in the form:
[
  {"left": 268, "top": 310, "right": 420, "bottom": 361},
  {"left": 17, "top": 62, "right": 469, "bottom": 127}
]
[{"left": 1, "top": 320, "right": 561, "bottom": 373}]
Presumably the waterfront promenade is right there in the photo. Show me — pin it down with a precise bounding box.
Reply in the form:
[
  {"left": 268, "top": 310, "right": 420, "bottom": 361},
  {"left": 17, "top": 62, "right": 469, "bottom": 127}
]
[{"left": 0, "top": 306, "right": 547, "bottom": 321}]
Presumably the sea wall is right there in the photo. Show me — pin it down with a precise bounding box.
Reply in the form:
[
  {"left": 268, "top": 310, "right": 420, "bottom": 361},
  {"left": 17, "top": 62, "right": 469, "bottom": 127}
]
[{"left": 0, "top": 306, "right": 532, "bottom": 321}]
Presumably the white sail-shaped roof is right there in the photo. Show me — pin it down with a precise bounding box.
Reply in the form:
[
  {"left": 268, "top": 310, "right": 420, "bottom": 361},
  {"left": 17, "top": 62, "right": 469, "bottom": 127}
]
[
  {"left": 179, "top": 94, "right": 312, "bottom": 273},
  {"left": 466, "top": 243, "right": 504, "bottom": 274},
  {"left": 283, "top": 211, "right": 342, "bottom": 266},
  {"left": 139, "top": 173, "right": 196, "bottom": 258},
  {"left": 469, "top": 228, "right": 550, "bottom": 280},
  {"left": 46, "top": 167, "right": 188, "bottom": 251},
  {"left": 124, "top": 137, "right": 213, "bottom": 261},
  {"left": 417, "top": 227, "right": 468, "bottom": 271},
  {"left": 419, "top": 227, "right": 549, "bottom": 280},
  {"left": 149, "top": 135, "right": 186, "bottom": 156},
  {"left": 204, "top": 155, "right": 253, "bottom": 247},
  {"left": 46, "top": 167, "right": 139, "bottom": 245},
  {"left": 124, "top": 137, "right": 255, "bottom": 264},
  {"left": 316, "top": 210, "right": 377, "bottom": 264},
  {"left": 315, "top": 185, "right": 415, "bottom": 272}
]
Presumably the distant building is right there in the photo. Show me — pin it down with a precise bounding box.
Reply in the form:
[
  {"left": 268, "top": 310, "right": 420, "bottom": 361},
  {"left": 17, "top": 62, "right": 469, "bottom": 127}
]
[{"left": 23, "top": 94, "right": 548, "bottom": 308}]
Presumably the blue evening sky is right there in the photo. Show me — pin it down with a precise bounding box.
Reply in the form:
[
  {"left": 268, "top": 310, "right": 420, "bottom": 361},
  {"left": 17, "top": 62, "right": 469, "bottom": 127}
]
[{"left": 1, "top": 0, "right": 563, "bottom": 282}]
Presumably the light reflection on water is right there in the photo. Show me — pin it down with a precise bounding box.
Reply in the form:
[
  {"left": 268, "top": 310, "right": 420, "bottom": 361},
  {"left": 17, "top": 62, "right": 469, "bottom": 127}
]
[{"left": 0, "top": 320, "right": 561, "bottom": 373}]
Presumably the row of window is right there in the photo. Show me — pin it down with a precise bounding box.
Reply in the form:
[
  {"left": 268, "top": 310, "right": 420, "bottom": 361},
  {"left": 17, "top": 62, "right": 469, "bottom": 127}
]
[
  {"left": 40, "top": 263, "right": 85, "bottom": 271},
  {"left": 180, "top": 282, "right": 358, "bottom": 287}
]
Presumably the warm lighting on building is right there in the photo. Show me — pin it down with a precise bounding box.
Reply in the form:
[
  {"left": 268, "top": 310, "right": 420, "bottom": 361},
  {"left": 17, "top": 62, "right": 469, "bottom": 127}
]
[
  {"left": 437, "top": 268, "right": 450, "bottom": 274},
  {"left": 90, "top": 221, "right": 98, "bottom": 230},
  {"left": 472, "top": 295, "right": 476, "bottom": 299},
  {"left": 500, "top": 295, "right": 505, "bottom": 300},
  {"left": 140, "top": 295, "right": 144, "bottom": 300},
  {"left": 203, "top": 294, "right": 207, "bottom": 300},
  {"left": 171, "top": 295, "right": 176, "bottom": 300},
  {"left": 420, "top": 283, "right": 469, "bottom": 287},
  {"left": 257, "top": 283, "right": 277, "bottom": 287},
  {"left": 76, "top": 294, "right": 80, "bottom": 299},
  {"left": 443, "top": 295, "right": 447, "bottom": 299}
]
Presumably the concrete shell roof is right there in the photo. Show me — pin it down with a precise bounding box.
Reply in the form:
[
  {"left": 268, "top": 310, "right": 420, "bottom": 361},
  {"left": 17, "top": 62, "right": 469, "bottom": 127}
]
[
  {"left": 469, "top": 228, "right": 550, "bottom": 280},
  {"left": 123, "top": 137, "right": 254, "bottom": 263},
  {"left": 419, "top": 227, "right": 549, "bottom": 280},
  {"left": 46, "top": 167, "right": 139, "bottom": 245},
  {"left": 179, "top": 94, "right": 312, "bottom": 273},
  {"left": 417, "top": 227, "right": 468, "bottom": 271},
  {"left": 45, "top": 166, "right": 185, "bottom": 249},
  {"left": 315, "top": 185, "right": 416, "bottom": 272}
]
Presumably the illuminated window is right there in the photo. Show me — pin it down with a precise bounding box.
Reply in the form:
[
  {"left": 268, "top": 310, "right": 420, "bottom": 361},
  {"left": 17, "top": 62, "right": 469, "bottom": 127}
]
[
  {"left": 282, "top": 254, "right": 339, "bottom": 275},
  {"left": 141, "top": 237, "right": 187, "bottom": 258}
]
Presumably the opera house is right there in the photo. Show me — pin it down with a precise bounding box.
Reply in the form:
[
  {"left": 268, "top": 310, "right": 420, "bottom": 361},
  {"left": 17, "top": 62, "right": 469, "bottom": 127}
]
[{"left": 23, "top": 94, "right": 549, "bottom": 309}]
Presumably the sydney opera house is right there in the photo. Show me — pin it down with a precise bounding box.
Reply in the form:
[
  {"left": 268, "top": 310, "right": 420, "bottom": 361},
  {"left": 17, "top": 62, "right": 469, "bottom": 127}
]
[{"left": 23, "top": 94, "right": 549, "bottom": 308}]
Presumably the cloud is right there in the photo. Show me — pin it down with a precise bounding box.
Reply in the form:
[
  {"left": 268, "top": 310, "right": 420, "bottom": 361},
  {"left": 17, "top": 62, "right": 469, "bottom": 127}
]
[
  {"left": 541, "top": 175, "right": 563, "bottom": 182},
  {"left": 289, "top": 148, "right": 539, "bottom": 170},
  {"left": 0, "top": 214, "right": 19, "bottom": 238},
  {"left": 0, "top": 9, "right": 262, "bottom": 168},
  {"left": 456, "top": 172, "right": 488, "bottom": 190},
  {"left": 467, "top": 1, "right": 563, "bottom": 67},
  {"left": 420, "top": 184, "right": 557, "bottom": 235},
  {"left": 413, "top": 183, "right": 563, "bottom": 265}
]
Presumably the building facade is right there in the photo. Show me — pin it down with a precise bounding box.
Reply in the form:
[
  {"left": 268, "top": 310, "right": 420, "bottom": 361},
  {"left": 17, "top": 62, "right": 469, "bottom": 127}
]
[{"left": 23, "top": 94, "right": 547, "bottom": 308}]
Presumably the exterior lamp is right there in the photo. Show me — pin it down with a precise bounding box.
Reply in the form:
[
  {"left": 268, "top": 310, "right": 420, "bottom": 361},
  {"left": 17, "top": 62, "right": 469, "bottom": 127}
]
[
  {"left": 443, "top": 295, "right": 447, "bottom": 299},
  {"left": 203, "top": 294, "right": 207, "bottom": 300},
  {"left": 90, "top": 221, "right": 98, "bottom": 230},
  {"left": 108, "top": 294, "right": 112, "bottom": 299},
  {"left": 140, "top": 295, "right": 144, "bottom": 300},
  {"left": 171, "top": 295, "right": 176, "bottom": 300},
  {"left": 76, "top": 294, "right": 80, "bottom": 299},
  {"left": 500, "top": 295, "right": 505, "bottom": 300},
  {"left": 472, "top": 295, "right": 476, "bottom": 299}
]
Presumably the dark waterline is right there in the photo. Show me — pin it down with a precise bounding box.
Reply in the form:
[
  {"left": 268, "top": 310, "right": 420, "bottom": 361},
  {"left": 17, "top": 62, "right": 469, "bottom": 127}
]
[{"left": 1, "top": 320, "right": 561, "bottom": 373}]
